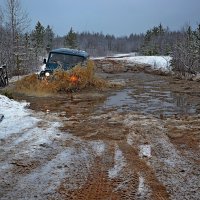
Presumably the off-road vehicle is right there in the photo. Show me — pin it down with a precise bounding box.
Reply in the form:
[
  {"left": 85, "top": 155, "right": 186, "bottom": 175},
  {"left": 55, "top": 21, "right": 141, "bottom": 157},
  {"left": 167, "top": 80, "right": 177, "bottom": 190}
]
[{"left": 39, "top": 48, "right": 89, "bottom": 77}]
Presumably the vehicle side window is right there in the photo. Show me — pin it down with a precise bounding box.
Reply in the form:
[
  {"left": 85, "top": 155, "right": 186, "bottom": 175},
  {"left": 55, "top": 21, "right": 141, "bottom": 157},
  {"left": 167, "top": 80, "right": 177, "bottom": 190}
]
[{"left": 49, "top": 53, "right": 57, "bottom": 63}]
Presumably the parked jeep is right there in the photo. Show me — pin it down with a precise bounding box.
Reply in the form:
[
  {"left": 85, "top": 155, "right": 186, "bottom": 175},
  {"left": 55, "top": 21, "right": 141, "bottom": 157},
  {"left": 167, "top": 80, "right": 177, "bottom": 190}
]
[{"left": 39, "top": 48, "right": 89, "bottom": 77}]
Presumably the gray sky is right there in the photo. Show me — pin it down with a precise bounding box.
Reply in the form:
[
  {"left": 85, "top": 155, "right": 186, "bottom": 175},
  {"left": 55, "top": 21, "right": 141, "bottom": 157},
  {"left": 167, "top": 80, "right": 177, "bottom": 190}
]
[{"left": 9, "top": 0, "right": 200, "bottom": 36}]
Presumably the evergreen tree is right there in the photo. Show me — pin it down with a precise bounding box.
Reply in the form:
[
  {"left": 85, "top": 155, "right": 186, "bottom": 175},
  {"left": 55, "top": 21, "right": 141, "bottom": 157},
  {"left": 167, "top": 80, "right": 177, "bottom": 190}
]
[
  {"left": 141, "top": 24, "right": 169, "bottom": 55},
  {"left": 44, "top": 25, "right": 54, "bottom": 52},
  {"left": 64, "top": 27, "right": 77, "bottom": 49},
  {"left": 158, "top": 23, "right": 165, "bottom": 35},
  {"left": 31, "top": 21, "right": 45, "bottom": 58},
  {"left": 171, "top": 25, "right": 200, "bottom": 77}
]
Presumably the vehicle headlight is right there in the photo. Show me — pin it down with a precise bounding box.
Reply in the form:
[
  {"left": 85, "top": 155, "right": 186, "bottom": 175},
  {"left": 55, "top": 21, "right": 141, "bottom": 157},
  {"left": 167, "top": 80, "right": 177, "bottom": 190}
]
[{"left": 45, "top": 72, "right": 50, "bottom": 77}]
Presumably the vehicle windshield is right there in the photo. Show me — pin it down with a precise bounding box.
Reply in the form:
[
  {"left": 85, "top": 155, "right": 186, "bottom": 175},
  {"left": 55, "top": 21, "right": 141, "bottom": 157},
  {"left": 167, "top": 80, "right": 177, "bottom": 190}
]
[{"left": 47, "top": 53, "right": 85, "bottom": 70}]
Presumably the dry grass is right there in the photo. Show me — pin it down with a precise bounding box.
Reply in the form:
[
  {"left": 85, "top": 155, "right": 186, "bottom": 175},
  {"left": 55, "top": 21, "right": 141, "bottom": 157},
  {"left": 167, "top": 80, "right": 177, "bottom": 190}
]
[{"left": 14, "top": 60, "right": 108, "bottom": 96}]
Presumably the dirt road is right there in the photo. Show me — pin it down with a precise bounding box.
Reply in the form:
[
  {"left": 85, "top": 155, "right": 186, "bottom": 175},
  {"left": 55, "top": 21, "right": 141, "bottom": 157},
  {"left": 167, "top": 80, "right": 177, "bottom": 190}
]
[{"left": 0, "top": 71, "right": 200, "bottom": 200}]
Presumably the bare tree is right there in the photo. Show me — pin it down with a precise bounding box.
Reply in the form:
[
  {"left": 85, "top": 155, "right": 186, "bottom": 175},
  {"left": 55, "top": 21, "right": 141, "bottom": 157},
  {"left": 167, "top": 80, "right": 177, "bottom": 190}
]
[
  {"left": 4, "top": 0, "right": 29, "bottom": 43},
  {"left": 2, "top": 0, "right": 30, "bottom": 75},
  {"left": 0, "top": 4, "right": 9, "bottom": 65}
]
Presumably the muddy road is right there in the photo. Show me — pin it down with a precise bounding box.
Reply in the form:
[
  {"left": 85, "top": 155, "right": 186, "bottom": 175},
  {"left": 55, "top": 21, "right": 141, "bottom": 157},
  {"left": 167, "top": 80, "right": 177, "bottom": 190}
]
[{"left": 0, "top": 71, "right": 200, "bottom": 200}]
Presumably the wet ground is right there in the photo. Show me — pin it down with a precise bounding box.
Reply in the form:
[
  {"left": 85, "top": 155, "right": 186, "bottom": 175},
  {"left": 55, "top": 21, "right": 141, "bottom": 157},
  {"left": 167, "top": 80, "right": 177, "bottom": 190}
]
[{"left": 0, "top": 71, "right": 200, "bottom": 200}]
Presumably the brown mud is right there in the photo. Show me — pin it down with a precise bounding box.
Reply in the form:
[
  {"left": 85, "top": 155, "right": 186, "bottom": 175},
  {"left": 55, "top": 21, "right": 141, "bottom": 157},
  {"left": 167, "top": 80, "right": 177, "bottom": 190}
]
[{"left": 0, "top": 69, "right": 200, "bottom": 200}]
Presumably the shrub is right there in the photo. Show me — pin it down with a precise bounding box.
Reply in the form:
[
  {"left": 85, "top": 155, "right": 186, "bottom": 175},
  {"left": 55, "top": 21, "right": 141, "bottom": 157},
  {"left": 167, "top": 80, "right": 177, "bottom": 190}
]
[
  {"left": 14, "top": 60, "right": 108, "bottom": 96},
  {"left": 0, "top": 90, "right": 14, "bottom": 99}
]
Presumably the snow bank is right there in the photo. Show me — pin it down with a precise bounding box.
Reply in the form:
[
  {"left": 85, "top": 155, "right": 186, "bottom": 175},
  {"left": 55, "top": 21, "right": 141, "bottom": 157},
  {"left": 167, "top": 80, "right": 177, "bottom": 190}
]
[
  {"left": 122, "top": 56, "right": 171, "bottom": 71},
  {"left": 94, "top": 53, "right": 172, "bottom": 72},
  {"left": 107, "top": 52, "right": 138, "bottom": 58},
  {"left": 0, "top": 95, "right": 38, "bottom": 139},
  {"left": 0, "top": 94, "right": 66, "bottom": 151}
]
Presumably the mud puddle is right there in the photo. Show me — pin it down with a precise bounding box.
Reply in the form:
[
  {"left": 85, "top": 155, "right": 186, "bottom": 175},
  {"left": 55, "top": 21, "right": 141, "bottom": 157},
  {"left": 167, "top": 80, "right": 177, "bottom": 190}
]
[
  {"left": 102, "top": 72, "right": 198, "bottom": 117},
  {"left": 12, "top": 72, "right": 199, "bottom": 118},
  {"left": 103, "top": 87, "right": 196, "bottom": 116}
]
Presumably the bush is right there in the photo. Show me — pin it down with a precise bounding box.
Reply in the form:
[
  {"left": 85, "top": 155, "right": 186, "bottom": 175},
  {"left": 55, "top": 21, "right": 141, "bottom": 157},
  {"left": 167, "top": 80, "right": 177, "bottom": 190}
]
[
  {"left": 14, "top": 60, "right": 108, "bottom": 96},
  {"left": 0, "top": 90, "right": 14, "bottom": 99}
]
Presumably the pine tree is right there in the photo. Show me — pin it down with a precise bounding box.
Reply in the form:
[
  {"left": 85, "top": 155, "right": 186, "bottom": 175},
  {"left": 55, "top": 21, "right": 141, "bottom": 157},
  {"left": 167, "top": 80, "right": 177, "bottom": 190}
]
[
  {"left": 64, "top": 27, "right": 77, "bottom": 49},
  {"left": 31, "top": 21, "right": 45, "bottom": 58},
  {"left": 141, "top": 24, "right": 168, "bottom": 55},
  {"left": 44, "top": 25, "right": 54, "bottom": 53},
  {"left": 171, "top": 25, "right": 200, "bottom": 77}
]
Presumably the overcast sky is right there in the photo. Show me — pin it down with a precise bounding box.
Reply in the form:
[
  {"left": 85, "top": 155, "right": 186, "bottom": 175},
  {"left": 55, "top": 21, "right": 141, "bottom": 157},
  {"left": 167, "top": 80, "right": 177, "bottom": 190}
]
[{"left": 5, "top": 0, "right": 200, "bottom": 36}]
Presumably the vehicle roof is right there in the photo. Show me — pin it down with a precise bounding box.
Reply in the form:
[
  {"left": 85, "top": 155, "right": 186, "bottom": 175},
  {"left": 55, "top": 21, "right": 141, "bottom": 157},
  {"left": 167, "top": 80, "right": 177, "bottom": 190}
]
[{"left": 50, "top": 48, "right": 89, "bottom": 58}]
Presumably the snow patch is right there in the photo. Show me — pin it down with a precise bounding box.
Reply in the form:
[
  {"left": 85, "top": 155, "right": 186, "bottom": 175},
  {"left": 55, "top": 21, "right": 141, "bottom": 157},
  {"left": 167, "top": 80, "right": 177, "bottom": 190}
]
[
  {"left": 5, "top": 147, "right": 91, "bottom": 198},
  {"left": 0, "top": 95, "right": 38, "bottom": 139},
  {"left": 139, "top": 145, "right": 151, "bottom": 158},
  {"left": 115, "top": 55, "right": 171, "bottom": 71},
  {"left": 138, "top": 176, "right": 145, "bottom": 194},
  {"left": 0, "top": 95, "right": 65, "bottom": 149},
  {"left": 136, "top": 174, "right": 151, "bottom": 198},
  {"left": 108, "top": 146, "right": 126, "bottom": 179},
  {"left": 91, "top": 141, "right": 105, "bottom": 156},
  {"left": 94, "top": 53, "right": 172, "bottom": 72},
  {"left": 13, "top": 121, "right": 61, "bottom": 147},
  {"left": 127, "top": 133, "right": 134, "bottom": 145}
]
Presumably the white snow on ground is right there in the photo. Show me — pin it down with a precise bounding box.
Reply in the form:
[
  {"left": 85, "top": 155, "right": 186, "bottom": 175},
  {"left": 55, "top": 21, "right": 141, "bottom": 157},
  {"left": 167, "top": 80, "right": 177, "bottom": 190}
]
[
  {"left": 9, "top": 75, "right": 26, "bottom": 83},
  {"left": 120, "top": 55, "right": 171, "bottom": 71},
  {"left": 127, "top": 133, "right": 134, "bottom": 146},
  {"left": 8, "top": 64, "right": 45, "bottom": 82},
  {"left": 137, "top": 175, "right": 145, "bottom": 195},
  {"left": 0, "top": 95, "right": 39, "bottom": 139},
  {"left": 0, "top": 95, "right": 65, "bottom": 148},
  {"left": 4, "top": 147, "right": 91, "bottom": 198},
  {"left": 108, "top": 146, "right": 126, "bottom": 179},
  {"left": 136, "top": 173, "right": 150, "bottom": 198},
  {"left": 91, "top": 141, "right": 106, "bottom": 156},
  {"left": 94, "top": 53, "right": 172, "bottom": 72},
  {"left": 139, "top": 145, "right": 151, "bottom": 158},
  {"left": 107, "top": 52, "right": 138, "bottom": 58}
]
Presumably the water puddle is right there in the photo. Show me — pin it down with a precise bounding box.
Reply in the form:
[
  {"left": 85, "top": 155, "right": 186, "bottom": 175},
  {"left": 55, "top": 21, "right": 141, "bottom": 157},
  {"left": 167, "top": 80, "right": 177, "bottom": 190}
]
[
  {"left": 104, "top": 89, "right": 135, "bottom": 112},
  {"left": 103, "top": 73, "right": 197, "bottom": 116},
  {"left": 103, "top": 88, "right": 196, "bottom": 116}
]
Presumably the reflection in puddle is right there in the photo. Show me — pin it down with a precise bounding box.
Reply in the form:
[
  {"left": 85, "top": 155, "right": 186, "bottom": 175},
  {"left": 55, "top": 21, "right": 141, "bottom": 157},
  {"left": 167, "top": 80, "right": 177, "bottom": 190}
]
[
  {"left": 104, "top": 89, "right": 135, "bottom": 111},
  {"left": 103, "top": 74, "right": 197, "bottom": 116}
]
